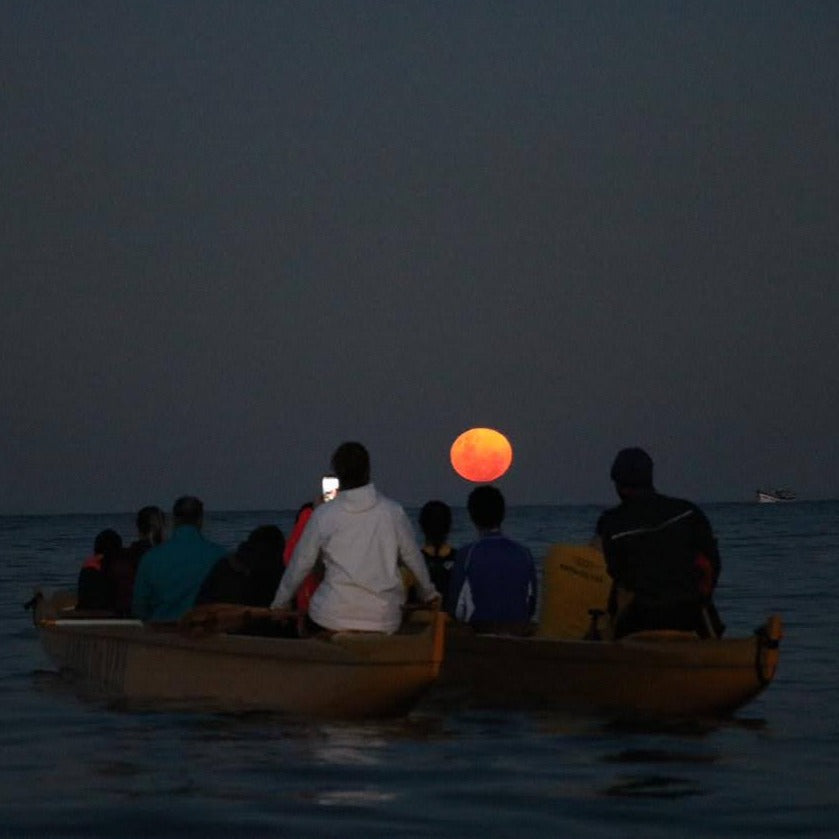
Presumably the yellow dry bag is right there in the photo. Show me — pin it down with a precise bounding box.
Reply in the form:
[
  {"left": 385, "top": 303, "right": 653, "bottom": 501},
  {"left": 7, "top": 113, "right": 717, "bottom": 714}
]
[{"left": 537, "top": 544, "right": 611, "bottom": 639}]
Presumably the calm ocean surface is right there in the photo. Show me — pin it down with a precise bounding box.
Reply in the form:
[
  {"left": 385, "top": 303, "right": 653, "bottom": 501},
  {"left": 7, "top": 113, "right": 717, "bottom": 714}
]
[{"left": 2, "top": 501, "right": 838, "bottom": 838}]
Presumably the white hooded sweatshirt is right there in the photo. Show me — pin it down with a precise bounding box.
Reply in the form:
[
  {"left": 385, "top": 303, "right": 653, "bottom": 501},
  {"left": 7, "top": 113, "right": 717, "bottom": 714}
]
[{"left": 271, "top": 483, "right": 436, "bottom": 632}]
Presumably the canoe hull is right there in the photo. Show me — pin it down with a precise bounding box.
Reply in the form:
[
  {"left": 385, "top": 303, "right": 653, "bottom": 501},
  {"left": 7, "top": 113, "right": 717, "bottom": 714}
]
[
  {"left": 436, "top": 617, "right": 781, "bottom": 719},
  {"left": 32, "top": 590, "right": 781, "bottom": 720},
  {"left": 37, "top": 611, "right": 445, "bottom": 718}
]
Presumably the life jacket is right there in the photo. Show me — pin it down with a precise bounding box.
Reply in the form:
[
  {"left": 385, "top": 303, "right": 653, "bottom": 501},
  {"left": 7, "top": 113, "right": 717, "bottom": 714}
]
[
  {"left": 81, "top": 553, "right": 103, "bottom": 572},
  {"left": 77, "top": 553, "right": 114, "bottom": 612}
]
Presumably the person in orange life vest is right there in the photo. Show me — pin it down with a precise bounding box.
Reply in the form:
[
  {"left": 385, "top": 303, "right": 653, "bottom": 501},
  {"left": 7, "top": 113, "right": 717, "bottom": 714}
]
[{"left": 77, "top": 529, "right": 123, "bottom": 611}]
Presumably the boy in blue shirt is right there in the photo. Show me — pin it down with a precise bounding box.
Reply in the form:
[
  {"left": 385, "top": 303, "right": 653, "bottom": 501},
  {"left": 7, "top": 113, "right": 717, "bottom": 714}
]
[{"left": 447, "top": 485, "right": 537, "bottom": 634}]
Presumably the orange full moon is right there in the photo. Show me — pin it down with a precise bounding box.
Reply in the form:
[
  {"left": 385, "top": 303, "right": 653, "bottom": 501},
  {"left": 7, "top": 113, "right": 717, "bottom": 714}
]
[{"left": 450, "top": 427, "right": 513, "bottom": 482}]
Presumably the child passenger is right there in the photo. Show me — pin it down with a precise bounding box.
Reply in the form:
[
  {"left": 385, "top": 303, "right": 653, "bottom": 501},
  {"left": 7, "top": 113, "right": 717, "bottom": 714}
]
[
  {"left": 447, "top": 486, "right": 537, "bottom": 634},
  {"left": 418, "top": 500, "right": 457, "bottom": 598}
]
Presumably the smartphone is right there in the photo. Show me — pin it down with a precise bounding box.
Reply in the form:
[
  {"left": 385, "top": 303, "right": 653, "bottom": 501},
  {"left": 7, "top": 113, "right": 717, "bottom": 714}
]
[{"left": 321, "top": 475, "right": 339, "bottom": 502}]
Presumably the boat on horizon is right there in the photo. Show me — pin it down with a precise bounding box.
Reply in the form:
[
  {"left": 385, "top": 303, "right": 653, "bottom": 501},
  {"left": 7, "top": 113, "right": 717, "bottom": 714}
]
[{"left": 756, "top": 488, "right": 796, "bottom": 503}]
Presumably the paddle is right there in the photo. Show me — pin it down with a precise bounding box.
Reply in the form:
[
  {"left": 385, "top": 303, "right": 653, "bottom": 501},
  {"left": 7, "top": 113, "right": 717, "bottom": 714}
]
[{"left": 179, "top": 603, "right": 296, "bottom": 636}]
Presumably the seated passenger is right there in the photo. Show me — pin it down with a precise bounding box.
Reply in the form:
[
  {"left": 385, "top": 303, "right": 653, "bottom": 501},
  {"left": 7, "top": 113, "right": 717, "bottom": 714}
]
[
  {"left": 132, "top": 495, "right": 228, "bottom": 621},
  {"left": 594, "top": 447, "right": 724, "bottom": 639},
  {"left": 111, "top": 505, "right": 166, "bottom": 616},
  {"left": 271, "top": 441, "right": 437, "bottom": 634},
  {"left": 282, "top": 501, "right": 322, "bottom": 617},
  {"left": 418, "top": 500, "right": 458, "bottom": 599},
  {"left": 447, "top": 486, "right": 537, "bottom": 634},
  {"left": 77, "top": 529, "right": 123, "bottom": 611},
  {"left": 197, "top": 525, "right": 285, "bottom": 607}
]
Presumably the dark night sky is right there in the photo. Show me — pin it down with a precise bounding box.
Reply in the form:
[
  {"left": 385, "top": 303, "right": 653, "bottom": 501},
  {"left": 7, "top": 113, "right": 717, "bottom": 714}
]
[{"left": 2, "top": 1, "right": 837, "bottom": 513}]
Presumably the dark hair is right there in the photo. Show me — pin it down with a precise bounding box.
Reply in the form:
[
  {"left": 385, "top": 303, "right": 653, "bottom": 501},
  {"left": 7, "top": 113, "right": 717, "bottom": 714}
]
[
  {"left": 467, "top": 485, "right": 505, "bottom": 530},
  {"left": 233, "top": 525, "right": 286, "bottom": 605},
  {"left": 609, "top": 447, "right": 654, "bottom": 488},
  {"left": 93, "top": 528, "right": 123, "bottom": 557},
  {"left": 173, "top": 495, "right": 204, "bottom": 526},
  {"left": 419, "top": 500, "right": 452, "bottom": 548},
  {"left": 330, "top": 442, "right": 370, "bottom": 489},
  {"left": 136, "top": 505, "right": 165, "bottom": 536},
  {"left": 246, "top": 524, "right": 285, "bottom": 555}
]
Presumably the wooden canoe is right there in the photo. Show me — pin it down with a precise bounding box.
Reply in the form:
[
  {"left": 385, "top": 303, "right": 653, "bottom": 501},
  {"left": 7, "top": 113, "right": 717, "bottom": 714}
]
[
  {"left": 434, "top": 615, "right": 782, "bottom": 719},
  {"left": 32, "top": 591, "right": 446, "bottom": 719}
]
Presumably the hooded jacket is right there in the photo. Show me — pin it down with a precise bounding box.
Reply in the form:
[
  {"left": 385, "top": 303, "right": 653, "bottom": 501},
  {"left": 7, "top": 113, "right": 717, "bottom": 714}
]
[{"left": 272, "top": 484, "right": 435, "bottom": 632}]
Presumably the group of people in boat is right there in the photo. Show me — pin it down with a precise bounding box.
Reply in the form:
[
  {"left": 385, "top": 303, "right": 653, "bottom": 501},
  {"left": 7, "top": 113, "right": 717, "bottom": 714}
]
[{"left": 75, "top": 442, "right": 724, "bottom": 640}]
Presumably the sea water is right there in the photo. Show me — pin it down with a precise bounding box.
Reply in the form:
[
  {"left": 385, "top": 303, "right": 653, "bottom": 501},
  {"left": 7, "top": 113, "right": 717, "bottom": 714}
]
[{"left": 1, "top": 502, "right": 838, "bottom": 838}]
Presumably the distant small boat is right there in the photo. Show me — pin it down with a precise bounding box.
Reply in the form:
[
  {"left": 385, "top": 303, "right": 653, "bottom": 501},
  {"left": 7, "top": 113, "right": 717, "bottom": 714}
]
[{"left": 756, "top": 489, "right": 796, "bottom": 503}]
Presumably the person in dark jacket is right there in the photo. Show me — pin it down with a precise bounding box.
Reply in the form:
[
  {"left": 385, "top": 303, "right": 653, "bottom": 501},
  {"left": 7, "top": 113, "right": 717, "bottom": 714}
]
[
  {"left": 77, "top": 529, "right": 123, "bottom": 611},
  {"left": 595, "top": 447, "right": 724, "bottom": 639},
  {"left": 197, "top": 525, "right": 285, "bottom": 608}
]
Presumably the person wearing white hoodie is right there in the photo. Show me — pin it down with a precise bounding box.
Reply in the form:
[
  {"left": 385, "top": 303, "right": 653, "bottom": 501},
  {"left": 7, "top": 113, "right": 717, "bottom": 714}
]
[{"left": 271, "top": 441, "right": 438, "bottom": 633}]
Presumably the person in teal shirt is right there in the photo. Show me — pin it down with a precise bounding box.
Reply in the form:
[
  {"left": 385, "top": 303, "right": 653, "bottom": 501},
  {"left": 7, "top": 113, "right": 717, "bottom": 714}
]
[{"left": 132, "top": 495, "right": 227, "bottom": 621}]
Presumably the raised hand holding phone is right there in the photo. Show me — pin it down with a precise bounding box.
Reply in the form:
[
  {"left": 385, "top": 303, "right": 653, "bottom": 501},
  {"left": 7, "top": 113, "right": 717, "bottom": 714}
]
[{"left": 321, "top": 475, "right": 339, "bottom": 502}]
